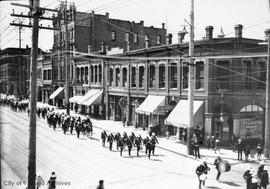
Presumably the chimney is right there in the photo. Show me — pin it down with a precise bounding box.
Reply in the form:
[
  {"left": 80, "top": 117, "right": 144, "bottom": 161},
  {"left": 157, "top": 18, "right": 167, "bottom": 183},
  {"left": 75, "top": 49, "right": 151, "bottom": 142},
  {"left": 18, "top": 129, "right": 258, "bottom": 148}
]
[
  {"left": 205, "top": 26, "right": 214, "bottom": 40},
  {"left": 162, "top": 23, "right": 165, "bottom": 29},
  {"left": 166, "top": 33, "right": 172, "bottom": 45},
  {"left": 234, "top": 24, "right": 243, "bottom": 38},
  {"left": 105, "top": 12, "right": 109, "bottom": 19},
  {"left": 178, "top": 27, "right": 188, "bottom": 43}
]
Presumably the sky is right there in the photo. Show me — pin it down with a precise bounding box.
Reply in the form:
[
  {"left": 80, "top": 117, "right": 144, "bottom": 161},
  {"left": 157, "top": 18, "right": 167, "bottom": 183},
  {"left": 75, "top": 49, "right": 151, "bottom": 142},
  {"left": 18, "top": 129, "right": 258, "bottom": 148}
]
[{"left": 0, "top": 0, "right": 269, "bottom": 51}]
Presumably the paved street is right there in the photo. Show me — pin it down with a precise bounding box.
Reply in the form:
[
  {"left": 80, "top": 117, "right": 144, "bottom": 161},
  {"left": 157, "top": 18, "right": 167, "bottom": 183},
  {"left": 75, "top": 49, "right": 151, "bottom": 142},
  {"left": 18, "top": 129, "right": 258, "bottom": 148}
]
[{"left": 0, "top": 105, "right": 266, "bottom": 189}]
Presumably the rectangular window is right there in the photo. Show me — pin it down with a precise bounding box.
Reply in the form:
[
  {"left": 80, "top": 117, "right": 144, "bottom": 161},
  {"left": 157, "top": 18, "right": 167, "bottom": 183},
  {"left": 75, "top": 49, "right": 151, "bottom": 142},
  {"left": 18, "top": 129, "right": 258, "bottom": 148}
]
[
  {"left": 109, "top": 68, "right": 113, "bottom": 86},
  {"left": 196, "top": 61, "right": 204, "bottom": 89},
  {"left": 125, "top": 32, "right": 130, "bottom": 42},
  {"left": 115, "top": 68, "right": 120, "bottom": 87},
  {"left": 149, "top": 65, "right": 155, "bottom": 88},
  {"left": 157, "top": 35, "right": 161, "bottom": 45},
  {"left": 243, "top": 60, "right": 252, "bottom": 90},
  {"left": 217, "top": 60, "right": 230, "bottom": 90},
  {"left": 139, "top": 66, "right": 144, "bottom": 88},
  {"left": 111, "top": 31, "right": 116, "bottom": 41},
  {"left": 134, "top": 33, "right": 138, "bottom": 43},
  {"left": 169, "top": 63, "right": 177, "bottom": 88},
  {"left": 159, "top": 64, "right": 165, "bottom": 88},
  {"left": 131, "top": 67, "right": 136, "bottom": 87},
  {"left": 122, "top": 67, "right": 127, "bottom": 87},
  {"left": 182, "top": 65, "right": 189, "bottom": 89},
  {"left": 258, "top": 61, "right": 266, "bottom": 90}
]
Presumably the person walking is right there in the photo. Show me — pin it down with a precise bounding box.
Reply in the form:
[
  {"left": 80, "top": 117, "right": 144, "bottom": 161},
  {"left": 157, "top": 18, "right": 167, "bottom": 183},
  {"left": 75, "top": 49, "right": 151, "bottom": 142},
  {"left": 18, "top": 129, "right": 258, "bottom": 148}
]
[
  {"left": 243, "top": 168, "right": 253, "bottom": 189},
  {"left": 194, "top": 138, "right": 201, "bottom": 159},
  {"left": 47, "top": 172, "right": 57, "bottom": 189},
  {"left": 214, "top": 137, "right": 220, "bottom": 153},
  {"left": 96, "top": 180, "right": 104, "bottom": 189},
  {"left": 260, "top": 167, "right": 269, "bottom": 189},
  {"left": 237, "top": 139, "right": 243, "bottom": 160},
  {"left": 196, "top": 160, "right": 210, "bottom": 189},
  {"left": 107, "top": 133, "right": 114, "bottom": 151},
  {"left": 134, "top": 136, "right": 142, "bottom": 156},
  {"left": 101, "top": 130, "right": 107, "bottom": 147},
  {"left": 118, "top": 137, "right": 124, "bottom": 156},
  {"left": 256, "top": 143, "right": 263, "bottom": 160},
  {"left": 143, "top": 136, "right": 150, "bottom": 155},
  {"left": 214, "top": 156, "right": 222, "bottom": 181},
  {"left": 150, "top": 133, "right": 159, "bottom": 155},
  {"left": 244, "top": 145, "right": 251, "bottom": 162},
  {"left": 146, "top": 139, "right": 153, "bottom": 159},
  {"left": 125, "top": 137, "right": 133, "bottom": 156},
  {"left": 258, "top": 161, "right": 265, "bottom": 181},
  {"left": 36, "top": 172, "right": 44, "bottom": 189}
]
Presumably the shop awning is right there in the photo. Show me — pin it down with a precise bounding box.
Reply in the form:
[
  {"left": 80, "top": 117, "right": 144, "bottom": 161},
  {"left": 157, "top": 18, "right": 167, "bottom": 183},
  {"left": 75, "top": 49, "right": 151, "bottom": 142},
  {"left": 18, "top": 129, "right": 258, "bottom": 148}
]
[
  {"left": 49, "top": 87, "right": 64, "bottom": 99},
  {"left": 69, "top": 95, "right": 83, "bottom": 103},
  {"left": 78, "top": 89, "right": 102, "bottom": 105},
  {"left": 165, "top": 100, "right": 204, "bottom": 128},
  {"left": 81, "top": 90, "right": 103, "bottom": 106},
  {"left": 136, "top": 95, "right": 165, "bottom": 115}
]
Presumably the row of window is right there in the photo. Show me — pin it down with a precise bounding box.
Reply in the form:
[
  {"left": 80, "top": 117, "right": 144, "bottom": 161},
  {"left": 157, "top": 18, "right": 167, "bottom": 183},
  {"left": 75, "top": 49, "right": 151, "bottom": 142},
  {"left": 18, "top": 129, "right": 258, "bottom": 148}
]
[{"left": 111, "top": 31, "right": 161, "bottom": 45}]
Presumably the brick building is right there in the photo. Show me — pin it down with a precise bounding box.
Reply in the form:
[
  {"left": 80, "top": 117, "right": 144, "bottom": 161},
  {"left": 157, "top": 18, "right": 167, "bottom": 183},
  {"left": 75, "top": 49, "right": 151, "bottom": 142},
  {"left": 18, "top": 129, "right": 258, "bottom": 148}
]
[
  {"left": 71, "top": 24, "right": 268, "bottom": 145},
  {"left": 0, "top": 47, "right": 34, "bottom": 96},
  {"left": 49, "top": 2, "right": 166, "bottom": 106}
]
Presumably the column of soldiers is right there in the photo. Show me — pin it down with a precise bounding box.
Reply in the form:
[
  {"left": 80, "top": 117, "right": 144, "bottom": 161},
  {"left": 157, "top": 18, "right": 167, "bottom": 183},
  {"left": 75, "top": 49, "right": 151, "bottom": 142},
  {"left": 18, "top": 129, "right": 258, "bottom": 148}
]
[
  {"left": 46, "top": 111, "right": 93, "bottom": 138},
  {"left": 0, "top": 98, "right": 28, "bottom": 112},
  {"left": 101, "top": 130, "right": 159, "bottom": 159}
]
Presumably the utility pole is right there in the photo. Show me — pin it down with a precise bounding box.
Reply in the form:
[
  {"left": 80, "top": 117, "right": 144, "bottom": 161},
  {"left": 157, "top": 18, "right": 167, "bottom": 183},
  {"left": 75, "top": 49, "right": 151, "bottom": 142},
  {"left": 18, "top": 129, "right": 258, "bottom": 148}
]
[
  {"left": 18, "top": 24, "right": 22, "bottom": 95},
  {"left": 187, "top": 0, "right": 195, "bottom": 155},
  {"left": 264, "top": 28, "right": 270, "bottom": 157},
  {"left": 28, "top": 0, "right": 40, "bottom": 188},
  {"left": 10, "top": 2, "right": 58, "bottom": 189},
  {"left": 65, "top": 0, "right": 70, "bottom": 115}
]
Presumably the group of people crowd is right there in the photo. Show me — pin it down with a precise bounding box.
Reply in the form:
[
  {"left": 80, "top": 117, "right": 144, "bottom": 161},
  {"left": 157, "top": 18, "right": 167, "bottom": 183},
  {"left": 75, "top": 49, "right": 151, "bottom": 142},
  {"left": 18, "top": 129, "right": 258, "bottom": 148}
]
[
  {"left": 0, "top": 97, "right": 29, "bottom": 112},
  {"left": 101, "top": 130, "right": 159, "bottom": 159}
]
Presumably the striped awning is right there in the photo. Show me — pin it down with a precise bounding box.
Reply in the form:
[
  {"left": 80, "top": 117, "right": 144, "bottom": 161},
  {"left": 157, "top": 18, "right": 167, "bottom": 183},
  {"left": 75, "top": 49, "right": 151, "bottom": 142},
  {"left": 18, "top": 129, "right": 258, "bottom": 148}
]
[
  {"left": 49, "top": 87, "right": 64, "bottom": 99},
  {"left": 135, "top": 95, "right": 165, "bottom": 115}
]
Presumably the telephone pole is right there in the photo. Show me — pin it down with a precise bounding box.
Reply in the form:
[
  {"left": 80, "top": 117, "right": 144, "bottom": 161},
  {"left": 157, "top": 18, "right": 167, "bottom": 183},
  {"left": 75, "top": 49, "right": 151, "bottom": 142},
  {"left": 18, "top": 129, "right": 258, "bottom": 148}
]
[
  {"left": 187, "top": 0, "right": 195, "bottom": 155},
  {"left": 264, "top": 28, "right": 270, "bottom": 157},
  {"left": 18, "top": 24, "right": 22, "bottom": 94},
  {"left": 65, "top": 0, "right": 70, "bottom": 115},
  {"left": 28, "top": 0, "right": 40, "bottom": 188}
]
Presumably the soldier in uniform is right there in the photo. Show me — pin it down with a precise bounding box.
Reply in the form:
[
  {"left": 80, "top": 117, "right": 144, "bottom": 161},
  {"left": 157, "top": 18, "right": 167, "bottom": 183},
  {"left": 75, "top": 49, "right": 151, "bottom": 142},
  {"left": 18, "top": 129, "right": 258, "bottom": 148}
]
[
  {"left": 125, "top": 137, "right": 133, "bottom": 156},
  {"left": 134, "top": 136, "right": 142, "bottom": 156},
  {"left": 101, "top": 130, "right": 107, "bottom": 147},
  {"left": 143, "top": 136, "right": 150, "bottom": 155},
  {"left": 107, "top": 133, "right": 114, "bottom": 151},
  {"left": 150, "top": 133, "right": 159, "bottom": 155},
  {"left": 75, "top": 120, "right": 81, "bottom": 139},
  {"left": 114, "top": 132, "right": 121, "bottom": 150},
  {"left": 145, "top": 139, "right": 153, "bottom": 159},
  {"left": 118, "top": 137, "right": 124, "bottom": 156}
]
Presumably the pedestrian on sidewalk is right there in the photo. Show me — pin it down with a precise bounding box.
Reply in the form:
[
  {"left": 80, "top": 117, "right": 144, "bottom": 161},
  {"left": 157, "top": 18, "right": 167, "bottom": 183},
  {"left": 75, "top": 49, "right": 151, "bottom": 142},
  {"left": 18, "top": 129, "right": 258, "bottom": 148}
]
[
  {"left": 231, "top": 134, "right": 237, "bottom": 152},
  {"left": 256, "top": 143, "right": 263, "bottom": 160},
  {"left": 214, "top": 137, "right": 220, "bottom": 153},
  {"left": 194, "top": 138, "right": 201, "bottom": 159},
  {"left": 196, "top": 160, "right": 210, "bottom": 189},
  {"left": 259, "top": 167, "right": 269, "bottom": 189},
  {"left": 243, "top": 167, "right": 253, "bottom": 189},
  {"left": 214, "top": 156, "right": 222, "bottom": 181},
  {"left": 257, "top": 161, "right": 265, "bottom": 181},
  {"left": 96, "top": 180, "right": 104, "bottom": 189},
  {"left": 47, "top": 172, "right": 57, "bottom": 189},
  {"left": 244, "top": 145, "right": 251, "bottom": 162},
  {"left": 237, "top": 138, "right": 243, "bottom": 160}
]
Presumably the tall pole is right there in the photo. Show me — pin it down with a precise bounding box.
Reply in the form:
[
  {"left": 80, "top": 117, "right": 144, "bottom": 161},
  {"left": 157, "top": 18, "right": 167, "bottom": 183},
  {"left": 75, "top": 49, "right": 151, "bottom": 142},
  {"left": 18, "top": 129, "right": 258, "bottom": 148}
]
[
  {"left": 65, "top": 0, "right": 70, "bottom": 115},
  {"left": 187, "top": 0, "right": 195, "bottom": 155},
  {"left": 28, "top": 0, "right": 40, "bottom": 188},
  {"left": 18, "top": 25, "right": 22, "bottom": 94},
  {"left": 264, "top": 28, "right": 270, "bottom": 157}
]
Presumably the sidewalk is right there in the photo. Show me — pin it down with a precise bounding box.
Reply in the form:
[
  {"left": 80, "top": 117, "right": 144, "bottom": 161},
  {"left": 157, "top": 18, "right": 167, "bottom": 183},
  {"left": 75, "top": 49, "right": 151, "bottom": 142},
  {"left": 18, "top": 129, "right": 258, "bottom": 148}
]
[{"left": 37, "top": 102, "right": 270, "bottom": 166}]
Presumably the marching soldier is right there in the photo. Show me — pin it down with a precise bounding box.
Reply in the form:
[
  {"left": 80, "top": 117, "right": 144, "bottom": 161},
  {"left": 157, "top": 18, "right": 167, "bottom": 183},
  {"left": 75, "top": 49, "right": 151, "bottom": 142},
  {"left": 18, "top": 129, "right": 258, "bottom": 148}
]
[
  {"left": 114, "top": 132, "right": 121, "bottom": 150},
  {"left": 125, "top": 137, "right": 133, "bottom": 156},
  {"left": 118, "top": 137, "right": 124, "bottom": 156},
  {"left": 150, "top": 133, "right": 159, "bottom": 155},
  {"left": 145, "top": 139, "right": 153, "bottom": 159},
  {"left": 101, "top": 130, "right": 107, "bottom": 147},
  {"left": 143, "top": 136, "right": 150, "bottom": 155},
  {"left": 107, "top": 133, "right": 114, "bottom": 151},
  {"left": 75, "top": 120, "right": 81, "bottom": 139},
  {"left": 134, "top": 136, "right": 142, "bottom": 156}
]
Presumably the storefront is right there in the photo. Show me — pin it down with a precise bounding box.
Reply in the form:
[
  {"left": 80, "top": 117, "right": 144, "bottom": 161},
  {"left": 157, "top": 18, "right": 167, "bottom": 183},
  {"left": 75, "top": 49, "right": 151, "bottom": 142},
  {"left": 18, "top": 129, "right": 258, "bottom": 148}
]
[
  {"left": 49, "top": 87, "right": 64, "bottom": 107},
  {"left": 165, "top": 100, "right": 204, "bottom": 141}
]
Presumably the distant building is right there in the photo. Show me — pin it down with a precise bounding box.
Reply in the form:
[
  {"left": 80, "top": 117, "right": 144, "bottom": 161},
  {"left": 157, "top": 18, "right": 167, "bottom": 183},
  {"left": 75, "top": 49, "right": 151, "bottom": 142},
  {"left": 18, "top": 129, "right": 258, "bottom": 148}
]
[{"left": 0, "top": 47, "right": 44, "bottom": 96}]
